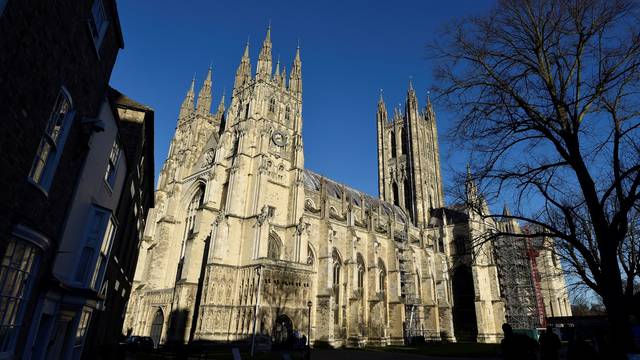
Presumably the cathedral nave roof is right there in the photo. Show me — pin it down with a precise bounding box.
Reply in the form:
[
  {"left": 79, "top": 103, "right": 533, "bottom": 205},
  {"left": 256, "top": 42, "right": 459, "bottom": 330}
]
[{"left": 302, "top": 169, "right": 409, "bottom": 224}]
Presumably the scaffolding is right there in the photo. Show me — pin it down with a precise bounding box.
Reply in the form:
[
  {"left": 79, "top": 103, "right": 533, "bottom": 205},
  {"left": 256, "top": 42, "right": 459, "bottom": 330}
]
[
  {"left": 397, "top": 240, "right": 422, "bottom": 339},
  {"left": 493, "top": 233, "right": 540, "bottom": 329}
]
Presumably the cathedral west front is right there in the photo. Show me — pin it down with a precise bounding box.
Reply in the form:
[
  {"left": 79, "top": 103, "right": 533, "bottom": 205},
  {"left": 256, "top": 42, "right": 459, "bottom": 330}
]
[{"left": 123, "top": 27, "right": 571, "bottom": 348}]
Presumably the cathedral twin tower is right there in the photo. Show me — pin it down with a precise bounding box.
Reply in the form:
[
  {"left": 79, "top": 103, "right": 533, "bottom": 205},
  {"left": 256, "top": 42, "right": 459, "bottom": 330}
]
[{"left": 124, "top": 26, "right": 557, "bottom": 348}]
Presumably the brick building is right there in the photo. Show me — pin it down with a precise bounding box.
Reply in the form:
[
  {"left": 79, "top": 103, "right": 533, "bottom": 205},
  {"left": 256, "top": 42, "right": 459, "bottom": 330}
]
[{"left": 0, "top": 1, "right": 151, "bottom": 359}]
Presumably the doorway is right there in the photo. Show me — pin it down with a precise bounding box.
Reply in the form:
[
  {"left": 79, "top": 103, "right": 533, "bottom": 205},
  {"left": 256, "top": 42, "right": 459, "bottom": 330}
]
[
  {"left": 149, "top": 309, "right": 164, "bottom": 348},
  {"left": 272, "top": 314, "right": 293, "bottom": 346}
]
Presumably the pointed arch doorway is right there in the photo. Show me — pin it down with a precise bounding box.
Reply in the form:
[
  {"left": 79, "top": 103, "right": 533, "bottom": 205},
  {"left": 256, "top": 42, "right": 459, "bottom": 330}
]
[
  {"left": 272, "top": 314, "right": 293, "bottom": 346},
  {"left": 150, "top": 308, "right": 164, "bottom": 348}
]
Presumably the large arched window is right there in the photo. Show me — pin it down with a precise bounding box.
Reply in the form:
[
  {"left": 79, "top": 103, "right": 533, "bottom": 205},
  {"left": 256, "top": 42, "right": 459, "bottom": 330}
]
[
  {"left": 455, "top": 236, "right": 466, "bottom": 255},
  {"left": 178, "top": 186, "right": 204, "bottom": 279},
  {"left": 356, "top": 254, "right": 365, "bottom": 290},
  {"left": 390, "top": 131, "right": 397, "bottom": 158},
  {"left": 184, "top": 186, "right": 204, "bottom": 240},
  {"left": 267, "top": 232, "right": 282, "bottom": 260},
  {"left": 404, "top": 178, "right": 412, "bottom": 215},
  {"left": 401, "top": 127, "right": 408, "bottom": 155},
  {"left": 378, "top": 259, "right": 387, "bottom": 293},
  {"left": 332, "top": 249, "right": 342, "bottom": 325},
  {"left": 333, "top": 260, "right": 341, "bottom": 286},
  {"left": 392, "top": 182, "right": 400, "bottom": 207}
]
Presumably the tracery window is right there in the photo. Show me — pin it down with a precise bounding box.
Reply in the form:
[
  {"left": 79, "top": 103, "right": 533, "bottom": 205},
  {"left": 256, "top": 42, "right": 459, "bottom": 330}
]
[
  {"left": 184, "top": 186, "right": 205, "bottom": 240},
  {"left": 267, "top": 233, "right": 281, "bottom": 260},
  {"left": 356, "top": 254, "right": 365, "bottom": 290},
  {"left": 177, "top": 186, "right": 204, "bottom": 279},
  {"left": 332, "top": 249, "right": 342, "bottom": 325},
  {"left": 378, "top": 259, "right": 387, "bottom": 293},
  {"left": 284, "top": 105, "right": 291, "bottom": 122},
  {"left": 332, "top": 249, "right": 342, "bottom": 286}
]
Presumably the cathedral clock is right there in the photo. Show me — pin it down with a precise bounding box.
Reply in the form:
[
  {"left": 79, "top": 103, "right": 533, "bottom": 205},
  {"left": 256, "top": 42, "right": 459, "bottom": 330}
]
[{"left": 272, "top": 130, "right": 287, "bottom": 147}]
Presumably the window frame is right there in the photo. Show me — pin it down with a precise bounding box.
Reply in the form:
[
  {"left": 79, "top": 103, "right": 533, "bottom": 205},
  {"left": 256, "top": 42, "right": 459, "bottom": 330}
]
[
  {"left": 88, "top": 0, "right": 109, "bottom": 53},
  {"left": 28, "top": 87, "right": 75, "bottom": 195},
  {"left": 72, "top": 308, "right": 92, "bottom": 356},
  {"left": 356, "top": 257, "right": 365, "bottom": 290},
  {"left": 0, "top": 0, "right": 7, "bottom": 17},
  {"left": 75, "top": 205, "right": 117, "bottom": 290},
  {"left": 103, "top": 137, "right": 122, "bottom": 191},
  {"left": 0, "top": 234, "right": 43, "bottom": 356}
]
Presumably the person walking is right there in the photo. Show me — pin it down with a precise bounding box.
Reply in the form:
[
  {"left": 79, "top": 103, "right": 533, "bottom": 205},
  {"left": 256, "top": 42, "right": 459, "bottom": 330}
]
[{"left": 539, "top": 326, "right": 561, "bottom": 360}]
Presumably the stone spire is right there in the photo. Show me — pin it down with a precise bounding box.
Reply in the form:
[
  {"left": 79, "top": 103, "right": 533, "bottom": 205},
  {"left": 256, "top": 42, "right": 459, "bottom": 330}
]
[
  {"left": 502, "top": 203, "right": 512, "bottom": 217},
  {"left": 376, "top": 89, "right": 388, "bottom": 201},
  {"left": 280, "top": 65, "right": 287, "bottom": 89},
  {"left": 196, "top": 66, "right": 212, "bottom": 115},
  {"left": 215, "top": 89, "right": 226, "bottom": 118},
  {"left": 289, "top": 45, "right": 302, "bottom": 95},
  {"left": 465, "top": 163, "right": 479, "bottom": 201},
  {"left": 377, "top": 89, "right": 387, "bottom": 122},
  {"left": 256, "top": 25, "right": 273, "bottom": 81},
  {"left": 406, "top": 77, "right": 418, "bottom": 112},
  {"left": 425, "top": 91, "right": 435, "bottom": 121},
  {"left": 234, "top": 41, "right": 252, "bottom": 90},
  {"left": 179, "top": 76, "right": 196, "bottom": 120},
  {"left": 274, "top": 57, "right": 281, "bottom": 79}
]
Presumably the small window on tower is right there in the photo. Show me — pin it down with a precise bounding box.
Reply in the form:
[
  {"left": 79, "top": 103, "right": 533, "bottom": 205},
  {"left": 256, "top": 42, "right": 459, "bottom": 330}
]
[
  {"left": 268, "top": 98, "right": 276, "bottom": 113},
  {"left": 284, "top": 106, "right": 291, "bottom": 122}
]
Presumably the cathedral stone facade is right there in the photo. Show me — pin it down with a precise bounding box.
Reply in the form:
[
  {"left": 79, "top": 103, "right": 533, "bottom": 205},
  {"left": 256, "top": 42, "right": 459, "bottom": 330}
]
[{"left": 124, "top": 27, "right": 570, "bottom": 348}]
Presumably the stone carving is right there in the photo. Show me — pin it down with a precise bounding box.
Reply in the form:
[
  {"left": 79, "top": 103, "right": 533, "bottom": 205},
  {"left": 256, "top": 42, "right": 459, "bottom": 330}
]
[
  {"left": 296, "top": 217, "right": 310, "bottom": 235},
  {"left": 256, "top": 205, "right": 269, "bottom": 226},
  {"left": 203, "top": 148, "right": 215, "bottom": 167}
]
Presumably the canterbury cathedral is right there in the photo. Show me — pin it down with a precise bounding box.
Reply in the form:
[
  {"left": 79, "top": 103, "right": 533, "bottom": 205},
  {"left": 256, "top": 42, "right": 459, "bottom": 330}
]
[{"left": 123, "top": 27, "right": 571, "bottom": 348}]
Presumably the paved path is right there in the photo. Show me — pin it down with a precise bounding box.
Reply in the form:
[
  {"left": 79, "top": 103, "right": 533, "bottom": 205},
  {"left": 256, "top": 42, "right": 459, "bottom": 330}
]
[{"left": 311, "top": 349, "right": 500, "bottom": 360}]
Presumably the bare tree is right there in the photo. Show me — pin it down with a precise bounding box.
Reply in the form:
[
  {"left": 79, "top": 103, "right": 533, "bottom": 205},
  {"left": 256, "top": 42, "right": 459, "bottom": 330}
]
[{"left": 430, "top": 0, "right": 640, "bottom": 355}]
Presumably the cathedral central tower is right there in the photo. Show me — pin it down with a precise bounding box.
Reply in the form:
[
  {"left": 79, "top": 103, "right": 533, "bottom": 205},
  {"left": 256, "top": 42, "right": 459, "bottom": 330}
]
[{"left": 376, "top": 82, "right": 445, "bottom": 226}]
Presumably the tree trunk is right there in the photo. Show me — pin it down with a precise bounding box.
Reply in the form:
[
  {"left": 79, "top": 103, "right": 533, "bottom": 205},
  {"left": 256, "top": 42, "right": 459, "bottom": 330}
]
[{"left": 599, "top": 243, "right": 635, "bottom": 358}]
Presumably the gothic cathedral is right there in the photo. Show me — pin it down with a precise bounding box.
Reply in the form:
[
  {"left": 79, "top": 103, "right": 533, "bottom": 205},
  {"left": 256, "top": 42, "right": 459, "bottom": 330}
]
[{"left": 124, "top": 27, "right": 571, "bottom": 347}]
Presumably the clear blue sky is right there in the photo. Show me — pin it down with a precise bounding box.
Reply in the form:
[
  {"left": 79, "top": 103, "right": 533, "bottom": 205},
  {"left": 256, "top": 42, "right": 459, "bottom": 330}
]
[{"left": 110, "top": 0, "right": 494, "bottom": 202}]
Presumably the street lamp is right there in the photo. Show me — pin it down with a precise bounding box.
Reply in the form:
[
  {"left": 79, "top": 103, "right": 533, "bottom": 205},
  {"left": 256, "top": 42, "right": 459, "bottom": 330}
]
[
  {"left": 250, "top": 265, "right": 263, "bottom": 360},
  {"left": 307, "top": 300, "right": 312, "bottom": 359}
]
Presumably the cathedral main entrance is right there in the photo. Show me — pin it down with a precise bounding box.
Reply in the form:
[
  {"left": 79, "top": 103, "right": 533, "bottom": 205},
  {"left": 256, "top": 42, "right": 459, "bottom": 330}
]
[{"left": 272, "top": 314, "right": 293, "bottom": 346}]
